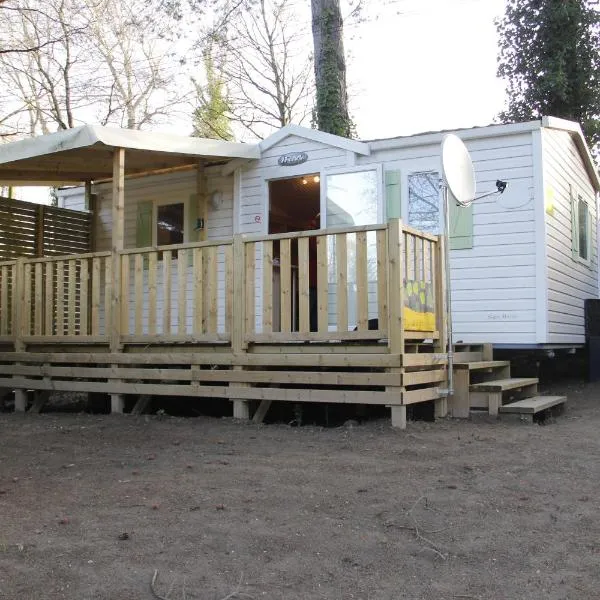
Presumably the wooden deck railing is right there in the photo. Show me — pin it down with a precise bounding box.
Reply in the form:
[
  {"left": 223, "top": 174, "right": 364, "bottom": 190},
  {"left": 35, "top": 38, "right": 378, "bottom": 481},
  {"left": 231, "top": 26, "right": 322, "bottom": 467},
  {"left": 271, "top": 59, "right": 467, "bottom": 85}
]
[
  {"left": 0, "top": 260, "right": 16, "bottom": 340},
  {"left": 119, "top": 239, "right": 233, "bottom": 343},
  {"left": 0, "top": 219, "right": 443, "bottom": 348}
]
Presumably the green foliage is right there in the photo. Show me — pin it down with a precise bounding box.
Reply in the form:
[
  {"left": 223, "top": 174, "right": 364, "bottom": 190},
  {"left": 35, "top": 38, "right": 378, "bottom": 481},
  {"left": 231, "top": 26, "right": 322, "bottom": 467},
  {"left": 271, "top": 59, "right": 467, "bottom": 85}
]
[
  {"left": 312, "top": 1, "right": 354, "bottom": 138},
  {"left": 497, "top": 0, "right": 600, "bottom": 150},
  {"left": 192, "top": 46, "right": 234, "bottom": 141}
]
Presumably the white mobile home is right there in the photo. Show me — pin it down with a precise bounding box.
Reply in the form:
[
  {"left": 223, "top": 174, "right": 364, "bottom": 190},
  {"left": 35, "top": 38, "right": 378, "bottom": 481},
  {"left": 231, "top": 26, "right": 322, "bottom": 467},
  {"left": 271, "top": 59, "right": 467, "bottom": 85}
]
[{"left": 58, "top": 117, "right": 600, "bottom": 348}]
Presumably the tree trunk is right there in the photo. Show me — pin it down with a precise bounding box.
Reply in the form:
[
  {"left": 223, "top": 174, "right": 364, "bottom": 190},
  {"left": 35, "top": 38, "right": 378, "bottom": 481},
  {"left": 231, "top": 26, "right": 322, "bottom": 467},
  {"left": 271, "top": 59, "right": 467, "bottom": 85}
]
[{"left": 311, "top": 0, "right": 351, "bottom": 137}]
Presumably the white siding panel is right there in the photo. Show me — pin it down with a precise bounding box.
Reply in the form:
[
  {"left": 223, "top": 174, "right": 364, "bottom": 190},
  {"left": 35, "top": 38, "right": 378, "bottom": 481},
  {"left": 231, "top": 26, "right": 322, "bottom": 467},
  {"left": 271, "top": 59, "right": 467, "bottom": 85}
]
[
  {"left": 359, "top": 132, "right": 538, "bottom": 345},
  {"left": 543, "top": 128, "right": 598, "bottom": 344}
]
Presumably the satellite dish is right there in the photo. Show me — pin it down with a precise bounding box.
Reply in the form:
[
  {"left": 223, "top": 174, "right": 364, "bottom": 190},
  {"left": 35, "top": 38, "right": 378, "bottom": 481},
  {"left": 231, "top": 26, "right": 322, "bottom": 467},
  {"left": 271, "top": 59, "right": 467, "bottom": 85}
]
[{"left": 441, "top": 134, "right": 476, "bottom": 206}]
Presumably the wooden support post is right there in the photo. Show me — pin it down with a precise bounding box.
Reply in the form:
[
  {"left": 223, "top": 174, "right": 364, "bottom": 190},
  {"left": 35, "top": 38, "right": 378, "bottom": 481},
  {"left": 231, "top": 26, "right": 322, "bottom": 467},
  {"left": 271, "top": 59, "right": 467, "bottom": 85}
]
[
  {"left": 488, "top": 391, "right": 501, "bottom": 418},
  {"left": 451, "top": 368, "right": 470, "bottom": 419},
  {"left": 13, "top": 257, "right": 26, "bottom": 412},
  {"left": 233, "top": 399, "right": 250, "bottom": 420},
  {"left": 110, "top": 148, "right": 125, "bottom": 413},
  {"left": 252, "top": 399, "right": 272, "bottom": 424},
  {"left": 86, "top": 182, "right": 97, "bottom": 252},
  {"left": 111, "top": 394, "right": 125, "bottom": 414},
  {"left": 391, "top": 405, "right": 406, "bottom": 429},
  {"left": 434, "top": 234, "right": 449, "bottom": 419},
  {"left": 230, "top": 235, "right": 250, "bottom": 419},
  {"left": 35, "top": 204, "right": 44, "bottom": 257},
  {"left": 197, "top": 160, "right": 208, "bottom": 242},
  {"left": 386, "top": 219, "right": 406, "bottom": 429}
]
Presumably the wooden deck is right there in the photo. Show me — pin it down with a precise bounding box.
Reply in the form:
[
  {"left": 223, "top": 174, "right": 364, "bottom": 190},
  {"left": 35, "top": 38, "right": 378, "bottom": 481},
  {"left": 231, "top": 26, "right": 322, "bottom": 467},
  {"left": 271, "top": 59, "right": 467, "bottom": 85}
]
[{"left": 0, "top": 219, "right": 449, "bottom": 428}]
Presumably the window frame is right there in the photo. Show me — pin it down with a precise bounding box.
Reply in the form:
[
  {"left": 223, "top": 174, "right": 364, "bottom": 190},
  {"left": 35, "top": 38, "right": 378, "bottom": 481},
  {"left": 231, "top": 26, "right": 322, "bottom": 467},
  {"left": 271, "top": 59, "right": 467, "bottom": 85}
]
[{"left": 152, "top": 197, "right": 190, "bottom": 247}]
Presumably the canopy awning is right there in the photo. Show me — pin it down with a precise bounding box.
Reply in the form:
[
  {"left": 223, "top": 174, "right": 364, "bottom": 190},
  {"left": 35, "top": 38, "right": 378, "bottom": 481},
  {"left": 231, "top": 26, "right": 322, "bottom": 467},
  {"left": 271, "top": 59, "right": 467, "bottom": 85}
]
[{"left": 0, "top": 125, "right": 261, "bottom": 185}]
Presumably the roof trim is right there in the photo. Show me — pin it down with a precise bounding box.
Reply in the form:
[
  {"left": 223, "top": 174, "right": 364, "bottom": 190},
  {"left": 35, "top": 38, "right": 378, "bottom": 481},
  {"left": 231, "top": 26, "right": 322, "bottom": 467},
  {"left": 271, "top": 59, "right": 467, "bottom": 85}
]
[
  {"left": 259, "top": 124, "right": 370, "bottom": 156},
  {"left": 541, "top": 116, "right": 600, "bottom": 192},
  {"left": 0, "top": 124, "right": 260, "bottom": 167},
  {"left": 367, "top": 120, "right": 542, "bottom": 151}
]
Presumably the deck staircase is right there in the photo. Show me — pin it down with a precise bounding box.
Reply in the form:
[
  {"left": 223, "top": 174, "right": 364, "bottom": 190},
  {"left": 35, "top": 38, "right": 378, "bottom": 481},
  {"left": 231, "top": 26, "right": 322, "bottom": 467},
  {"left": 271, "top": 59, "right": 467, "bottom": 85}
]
[{"left": 450, "top": 344, "right": 567, "bottom": 422}]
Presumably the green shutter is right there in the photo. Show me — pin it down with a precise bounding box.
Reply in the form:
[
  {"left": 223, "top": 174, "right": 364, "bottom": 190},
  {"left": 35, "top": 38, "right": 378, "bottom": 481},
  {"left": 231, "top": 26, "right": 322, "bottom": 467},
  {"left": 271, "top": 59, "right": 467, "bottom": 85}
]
[
  {"left": 136, "top": 201, "right": 153, "bottom": 248},
  {"left": 385, "top": 170, "right": 401, "bottom": 219},
  {"left": 449, "top": 195, "right": 473, "bottom": 250},
  {"left": 586, "top": 203, "right": 593, "bottom": 263},
  {"left": 187, "top": 193, "right": 199, "bottom": 243},
  {"left": 570, "top": 185, "right": 579, "bottom": 259}
]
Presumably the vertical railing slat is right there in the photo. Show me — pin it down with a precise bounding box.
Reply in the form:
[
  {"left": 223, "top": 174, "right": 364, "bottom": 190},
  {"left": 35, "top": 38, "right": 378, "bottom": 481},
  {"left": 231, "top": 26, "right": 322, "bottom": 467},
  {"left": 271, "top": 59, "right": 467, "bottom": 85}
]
[
  {"left": 206, "top": 245, "right": 218, "bottom": 334},
  {"left": 177, "top": 249, "right": 187, "bottom": 335},
  {"left": 80, "top": 259, "right": 89, "bottom": 336},
  {"left": 34, "top": 262, "right": 42, "bottom": 335},
  {"left": 104, "top": 258, "right": 112, "bottom": 338},
  {"left": 0, "top": 266, "right": 8, "bottom": 336},
  {"left": 262, "top": 240, "right": 273, "bottom": 333},
  {"left": 67, "top": 259, "right": 76, "bottom": 335},
  {"left": 56, "top": 261, "right": 64, "bottom": 336},
  {"left": 244, "top": 242, "right": 255, "bottom": 335},
  {"left": 376, "top": 230, "right": 388, "bottom": 332},
  {"left": 147, "top": 252, "right": 157, "bottom": 336},
  {"left": 316, "top": 235, "right": 328, "bottom": 333},
  {"left": 120, "top": 254, "right": 129, "bottom": 336},
  {"left": 280, "top": 238, "right": 291, "bottom": 333},
  {"left": 298, "top": 237, "right": 310, "bottom": 334},
  {"left": 23, "top": 263, "right": 32, "bottom": 336},
  {"left": 163, "top": 250, "right": 172, "bottom": 335},
  {"left": 224, "top": 244, "right": 233, "bottom": 334},
  {"left": 193, "top": 247, "right": 203, "bottom": 334},
  {"left": 335, "top": 233, "right": 348, "bottom": 332},
  {"left": 92, "top": 258, "right": 101, "bottom": 335},
  {"left": 134, "top": 253, "right": 143, "bottom": 335},
  {"left": 356, "top": 231, "right": 368, "bottom": 331}
]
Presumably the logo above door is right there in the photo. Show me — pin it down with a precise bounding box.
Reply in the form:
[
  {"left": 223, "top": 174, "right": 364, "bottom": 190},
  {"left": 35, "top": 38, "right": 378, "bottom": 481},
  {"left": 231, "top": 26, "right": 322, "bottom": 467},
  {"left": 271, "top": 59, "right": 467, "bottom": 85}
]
[{"left": 278, "top": 152, "right": 308, "bottom": 167}]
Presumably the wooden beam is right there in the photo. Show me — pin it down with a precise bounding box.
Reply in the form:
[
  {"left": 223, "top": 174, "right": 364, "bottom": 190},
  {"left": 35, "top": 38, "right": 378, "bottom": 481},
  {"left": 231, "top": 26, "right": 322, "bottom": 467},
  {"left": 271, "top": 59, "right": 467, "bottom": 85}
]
[
  {"left": 197, "top": 160, "right": 208, "bottom": 242},
  {"left": 110, "top": 148, "right": 125, "bottom": 413},
  {"left": 110, "top": 147, "right": 125, "bottom": 350}
]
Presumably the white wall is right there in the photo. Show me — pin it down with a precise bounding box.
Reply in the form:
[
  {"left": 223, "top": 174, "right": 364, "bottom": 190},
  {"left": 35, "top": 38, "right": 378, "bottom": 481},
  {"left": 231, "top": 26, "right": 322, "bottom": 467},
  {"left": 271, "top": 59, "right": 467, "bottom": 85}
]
[
  {"left": 543, "top": 128, "right": 599, "bottom": 344},
  {"left": 359, "top": 131, "right": 538, "bottom": 345},
  {"left": 239, "top": 129, "right": 542, "bottom": 344}
]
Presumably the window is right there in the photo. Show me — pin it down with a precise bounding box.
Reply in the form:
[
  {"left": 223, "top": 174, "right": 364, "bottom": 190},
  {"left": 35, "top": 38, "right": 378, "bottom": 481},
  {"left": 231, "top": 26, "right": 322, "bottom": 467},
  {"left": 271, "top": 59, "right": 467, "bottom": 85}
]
[
  {"left": 157, "top": 202, "right": 184, "bottom": 246},
  {"left": 408, "top": 171, "right": 440, "bottom": 234},
  {"left": 572, "top": 187, "right": 592, "bottom": 265},
  {"left": 136, "top": 197, "right": 193, "bottom": 250},
  {"left": 325, "top": 169, "right": 379, "bottom": 227}
]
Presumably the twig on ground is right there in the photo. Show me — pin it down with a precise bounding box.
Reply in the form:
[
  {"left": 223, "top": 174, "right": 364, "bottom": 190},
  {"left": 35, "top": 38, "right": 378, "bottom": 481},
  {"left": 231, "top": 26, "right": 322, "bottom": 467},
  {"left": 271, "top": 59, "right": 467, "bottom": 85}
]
[
  {"left": 151, "top": 570, "right": 169, "bottom": 600},
  {"left": 401, "top": 495, "right": 448, "bottom": 560},
  {"left": 151, "top": 570, "right": 253, "bottom": 600},
  {"left": 220, "top": 573, "right": 254, "bottom": 600}
]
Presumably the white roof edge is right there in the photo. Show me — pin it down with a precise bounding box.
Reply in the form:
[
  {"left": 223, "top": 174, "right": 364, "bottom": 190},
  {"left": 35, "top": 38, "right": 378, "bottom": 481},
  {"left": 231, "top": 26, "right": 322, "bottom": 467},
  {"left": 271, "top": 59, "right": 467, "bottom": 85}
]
[
  {"left": 259, "top": 124, "right": 371, "bottom": 156},
  {"left": 541, "top": 116, "right": 600, "bottom": 192},
  {"left": 0, "top": 124, "right": 260, "bottom": 166},
  {"left": 368, "top": 120, "right": 541, "bottom": 151}
]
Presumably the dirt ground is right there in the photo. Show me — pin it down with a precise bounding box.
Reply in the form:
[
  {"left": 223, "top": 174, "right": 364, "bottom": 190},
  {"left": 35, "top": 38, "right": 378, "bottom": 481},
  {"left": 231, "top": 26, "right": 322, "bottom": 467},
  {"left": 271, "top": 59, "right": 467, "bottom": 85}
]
[{"left": 1, "top": 379, "right": 599, "bottom": 600}]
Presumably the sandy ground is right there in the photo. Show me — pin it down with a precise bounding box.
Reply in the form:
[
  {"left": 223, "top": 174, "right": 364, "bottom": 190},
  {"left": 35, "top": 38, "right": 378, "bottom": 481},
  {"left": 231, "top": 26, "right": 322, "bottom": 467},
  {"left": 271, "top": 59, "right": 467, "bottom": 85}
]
[{"left": 0, "top": 379, "right": 599, "bottom": 600}]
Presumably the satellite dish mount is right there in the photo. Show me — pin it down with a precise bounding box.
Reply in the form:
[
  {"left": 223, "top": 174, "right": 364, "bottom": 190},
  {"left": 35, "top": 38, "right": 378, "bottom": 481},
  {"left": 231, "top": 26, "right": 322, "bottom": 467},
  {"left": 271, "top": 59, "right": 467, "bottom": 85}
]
[{"left": 440, "top": 134, "right": 477, "bottom": 396}]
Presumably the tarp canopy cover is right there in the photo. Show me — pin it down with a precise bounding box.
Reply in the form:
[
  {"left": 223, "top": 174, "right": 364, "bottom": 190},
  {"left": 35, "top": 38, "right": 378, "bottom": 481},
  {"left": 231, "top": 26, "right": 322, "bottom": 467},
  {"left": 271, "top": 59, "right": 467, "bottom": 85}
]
[{"left": 0, "top": 125, "right": 260, "bottom": 185}]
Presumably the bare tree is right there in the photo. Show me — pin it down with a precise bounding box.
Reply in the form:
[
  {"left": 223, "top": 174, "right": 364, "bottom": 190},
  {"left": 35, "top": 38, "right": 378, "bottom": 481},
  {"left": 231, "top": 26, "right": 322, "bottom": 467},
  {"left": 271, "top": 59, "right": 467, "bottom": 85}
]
[
  {"left": 214, "top": 0, "right": 313, "bottom": 139},
  {"left": 0, "top": 0, "right": 191, "bottom": 136}
]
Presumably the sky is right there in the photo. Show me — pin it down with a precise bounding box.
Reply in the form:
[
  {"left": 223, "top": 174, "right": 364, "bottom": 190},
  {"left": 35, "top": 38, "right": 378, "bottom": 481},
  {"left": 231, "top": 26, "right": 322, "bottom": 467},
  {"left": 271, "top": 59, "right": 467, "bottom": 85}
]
[
  {"left": 347, "top": 0, "right": 508, "bottom": 139},
  {"left": 14, "top": 0, "right": 509, "bottom": 203}
]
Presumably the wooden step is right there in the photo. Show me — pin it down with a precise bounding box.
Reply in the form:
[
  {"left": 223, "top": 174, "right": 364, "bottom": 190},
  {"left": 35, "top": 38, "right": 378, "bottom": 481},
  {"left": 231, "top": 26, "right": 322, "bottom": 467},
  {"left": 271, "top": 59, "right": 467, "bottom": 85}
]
[
  {"left": 499, "top": 395, "right": 567, "bottom": 415},
  {"left": 470, "top": 378, "right": 538, "bottom": 393},
  {"left": 454, "top": 360, "right": 510, "bottom": 371}
]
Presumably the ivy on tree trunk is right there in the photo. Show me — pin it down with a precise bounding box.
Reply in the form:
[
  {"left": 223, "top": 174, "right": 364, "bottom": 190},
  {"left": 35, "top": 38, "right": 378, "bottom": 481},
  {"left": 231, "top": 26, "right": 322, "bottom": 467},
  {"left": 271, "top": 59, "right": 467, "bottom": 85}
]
[{"left": 311, "top": 0, "right": 353, "bottom": 138}]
